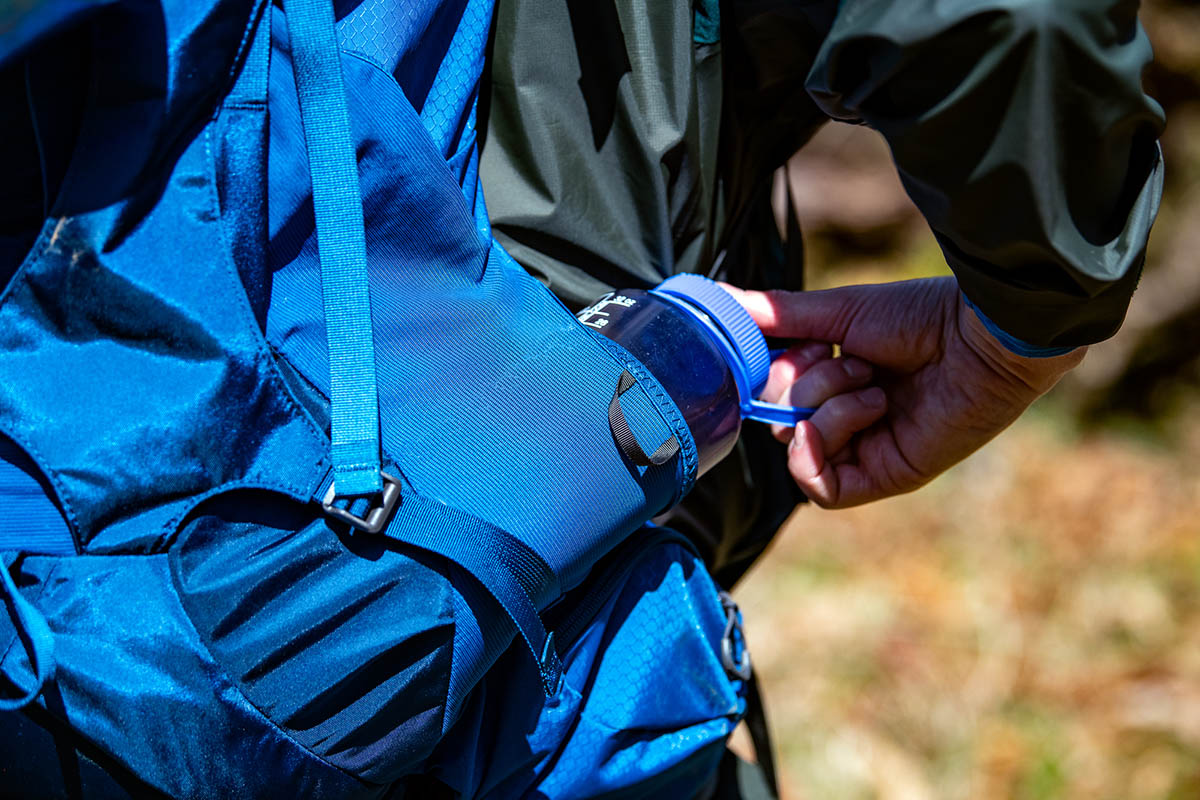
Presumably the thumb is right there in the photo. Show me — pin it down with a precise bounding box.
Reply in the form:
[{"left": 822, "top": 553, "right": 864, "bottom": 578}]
[{"left": 721, "top": 284, "right": 862, "bottom": 342}]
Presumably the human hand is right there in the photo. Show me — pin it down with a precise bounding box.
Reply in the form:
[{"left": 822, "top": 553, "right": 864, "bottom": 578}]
[{"left": 726, "top": 277, "right": 1086, "bottom": 508}]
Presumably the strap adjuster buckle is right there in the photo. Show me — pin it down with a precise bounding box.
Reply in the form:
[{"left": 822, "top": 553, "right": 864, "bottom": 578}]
[
  {"left": 719, "top": 591, "right": 752, "bottom": 681},
  {"left": 321, "top": 470, "right": 401, "bottom": 534}
]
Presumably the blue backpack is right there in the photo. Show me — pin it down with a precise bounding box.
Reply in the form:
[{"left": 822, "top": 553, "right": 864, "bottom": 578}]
[{"left": 0, "top": 0, "right": 749, "bottom": 795}]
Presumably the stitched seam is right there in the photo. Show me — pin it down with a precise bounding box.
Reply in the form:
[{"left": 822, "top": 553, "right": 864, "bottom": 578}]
[
  {"left": 0, "top": 218, "right": 54, "bottom": 310},
  {"left": 342, "top": 49, "right": 396, "bottom": 82},
  {"left": 0, "top": 226, "right": 88, "bottom": 544},
  {"left": 202, "top": 125, "right": 332, "bottom": 496},
  {"left": 592, "top": 332, "right": 699, "bottom": 495},
  {"left": 0, "top": 428, "right": 81, "bottom": 553},
  {"left": 215, "top": 0, "right": 270, "bottom": 122},
  {"left": 0, "top": 417, "right": 84, "bottom": 553},
  {"left": 0, "top": 219, "right": 58, "bottom": 541}
]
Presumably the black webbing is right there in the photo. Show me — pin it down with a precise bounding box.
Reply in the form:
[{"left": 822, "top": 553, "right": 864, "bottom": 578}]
[{"left": 608, "top": 371, "right": 679, "bottom": 467}]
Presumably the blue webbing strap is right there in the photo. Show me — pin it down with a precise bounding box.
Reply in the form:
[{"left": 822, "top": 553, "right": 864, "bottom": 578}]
[
  {"left": 0, "top": 436, "right": 75, "bottom": 556},
  {"left": 385, "top": 493, "right": 563, "bottom": 696},
  {"left": 285, "top": 0, "right": 562, "bottom": 694},
  {"left": 285, "top": 0, "right": 382, "bottom": 497},
  {"left": 313, "top": 465, "right": 564, "bottom": 696},
  {"left": 0, "top": 559, "right": 54, "bottom": 711}
]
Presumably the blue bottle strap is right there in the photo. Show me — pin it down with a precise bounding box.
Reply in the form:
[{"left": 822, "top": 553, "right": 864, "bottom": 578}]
[
  {"left": 0, "top": 558, "right": 54, "bottom": 711},
  {"left": 285, "top": 0, "right": 382, "bottom": 498}
]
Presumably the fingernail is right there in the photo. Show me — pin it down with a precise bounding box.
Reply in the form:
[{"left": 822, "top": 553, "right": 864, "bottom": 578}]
[
  {"left": 802, "top": 343, "right": 828, "bottom": 361},
  {"left": 843, "top": 358, "right": 871, "bottom": 380},
  {"left": 862, "top": 386, "right": 886, "bottom": 408},
  {"left": 789, "top": 422, "right": 806, "bottom": 452}
]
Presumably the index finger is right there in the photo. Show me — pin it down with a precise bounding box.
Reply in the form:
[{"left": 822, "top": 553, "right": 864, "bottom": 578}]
[{"left": 720, "top": 284, "right": 859, "bottom": 343}]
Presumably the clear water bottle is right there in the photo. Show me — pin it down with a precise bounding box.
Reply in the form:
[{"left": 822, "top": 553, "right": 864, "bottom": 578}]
[{"left": 578, "top": 273, "right": 813, "bottom": 477}]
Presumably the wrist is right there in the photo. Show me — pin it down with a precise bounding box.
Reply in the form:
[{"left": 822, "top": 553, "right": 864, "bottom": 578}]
[
  {"left": 956, "top": 293, "right": 1085, "bottom": 394},
  {"left": 960, "top": 294, "right": 1078, "bottom": 359}
]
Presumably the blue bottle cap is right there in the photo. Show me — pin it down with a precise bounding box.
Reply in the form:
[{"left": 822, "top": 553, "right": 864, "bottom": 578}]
[
  {"left": 653, "top": 273, "right": 771, "bottom": 395},
  {"left": 651, "top": 274, "right": 815, "bottom": 427}
]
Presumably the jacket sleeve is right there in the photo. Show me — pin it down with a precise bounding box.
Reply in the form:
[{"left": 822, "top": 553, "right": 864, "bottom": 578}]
[{"left": 805, "top": 0, "right": 1165, "bottom": 350}]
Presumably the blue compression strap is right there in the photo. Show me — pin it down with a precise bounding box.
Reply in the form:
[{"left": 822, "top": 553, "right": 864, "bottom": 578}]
[
  {"left": 285, "top": 0, "right": 382, "bottom": 496},
  {"left": 386, "top": 492, "right": 564, "bottom": 696}
]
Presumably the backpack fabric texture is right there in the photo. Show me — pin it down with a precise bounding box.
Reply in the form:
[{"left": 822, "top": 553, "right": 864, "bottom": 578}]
[{"left": 0, "top": 0, "right": 747, "bottom": 796}]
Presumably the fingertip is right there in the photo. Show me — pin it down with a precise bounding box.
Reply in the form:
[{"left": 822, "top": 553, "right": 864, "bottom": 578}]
[
  {"left": 788, "top": 422, "right": 838, "bottom": 506},
  {"left": 787, "top": 421, "right": 817, "bottom": 469},
  {"left": 729, "top": 288, "right": 777, "bottom": 329},
  {"left": 841, "top": 357, "right": 872, "bottom": 381},
  {"left": 861, "top": 385, "right": 886, "bottom": 411}
]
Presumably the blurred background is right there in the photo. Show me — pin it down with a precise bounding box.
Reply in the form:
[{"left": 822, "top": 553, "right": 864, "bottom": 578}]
[{"left": 731, "top": 2, "right": 1200, "bottom": 797}]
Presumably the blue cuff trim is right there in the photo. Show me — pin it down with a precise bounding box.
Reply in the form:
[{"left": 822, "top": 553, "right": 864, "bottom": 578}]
[{"left": 961, "top": 294, "right": 1076, "bottom": 359}]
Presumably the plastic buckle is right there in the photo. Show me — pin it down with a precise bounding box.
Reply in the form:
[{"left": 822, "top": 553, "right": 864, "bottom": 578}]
[
  {"left": 719, "top": 591, "right": 752, "bottom": 681},
  {"left": 320, "top": 470, "right": 401, "bottom": 534}
]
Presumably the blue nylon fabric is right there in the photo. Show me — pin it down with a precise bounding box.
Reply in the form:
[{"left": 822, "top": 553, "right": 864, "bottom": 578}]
[
  {"left": 430, "top": 530, "right": 746, "bottom": 799},
  {"left": 0, "top": 115, "right": 330, "bottom": 556},
  {"left": 217, "top": 0, "right": 275, "bottom": 329},
  {"left": 284, "top": 0, "right": 565, "bottom": 698},
  {"left": 1, "top": 0, "right": 259, "bottom": 216},
  {"left": 169, "top": 488, "right": 460, "bottom": 783},
  {"left": 381, "top": 489, "right": 563, "bottom": 696},
  {"left": 0, "top": 553, "right": 376, "bottom": 797},
  {"left": 0, "top": 0, "right": 724, "bottom": 793},
  {"left": 338, "top": 0, "right": 441, "bottom": 79},
  {"left": 265, "top": 6, "right": 697, "bottom": 595},
  {"left": 422, "top": 0, "right": 491, "bottom": 157},
  {"left": 0, "top": 555, "right": 55, "bottom": 711},
  {"left": 286, "top": 0, "right": 382, "bottom": 498}
]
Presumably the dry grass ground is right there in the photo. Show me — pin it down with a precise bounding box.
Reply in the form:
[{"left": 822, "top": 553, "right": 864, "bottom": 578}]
[
  {"left": 735, "top": 401, "right": 1200, "bottom": 799},
  {"left": 730, "top": 7, "right": 1200, "bottom": 792}
]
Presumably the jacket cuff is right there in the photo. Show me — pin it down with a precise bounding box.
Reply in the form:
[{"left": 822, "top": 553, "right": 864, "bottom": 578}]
[{"left": 961, "top": 294, "right": 1077, "bottom": 359}]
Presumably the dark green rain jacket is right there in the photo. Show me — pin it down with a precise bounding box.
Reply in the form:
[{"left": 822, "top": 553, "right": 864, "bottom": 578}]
[{"left": 479, "top": 0, "right": 1165, "bottom": 583}]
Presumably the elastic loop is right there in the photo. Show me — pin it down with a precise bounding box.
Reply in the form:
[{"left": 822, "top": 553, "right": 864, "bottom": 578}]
[{"left": 608, "top": 371, "right": 680, "bottom": 467}]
